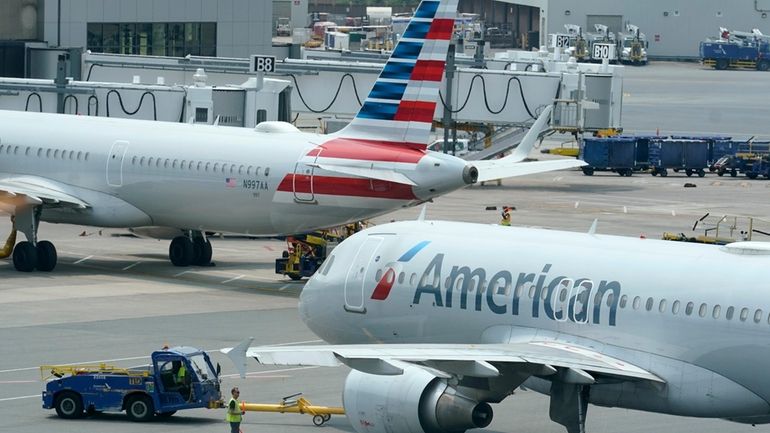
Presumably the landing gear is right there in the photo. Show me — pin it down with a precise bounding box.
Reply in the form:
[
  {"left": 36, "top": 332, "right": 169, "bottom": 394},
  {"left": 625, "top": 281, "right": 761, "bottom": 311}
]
[
  {"left": 169, "top": 231, "right": 213, "bottom": 267},
  {"left": 9, "top": 207, "right": 58, "bottom": 272}
]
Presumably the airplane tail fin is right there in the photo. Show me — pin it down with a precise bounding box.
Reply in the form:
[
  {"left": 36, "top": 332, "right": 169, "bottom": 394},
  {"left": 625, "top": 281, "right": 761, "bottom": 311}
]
[{"left": 334, "top": 0, "right": 459, "bottom": 149}]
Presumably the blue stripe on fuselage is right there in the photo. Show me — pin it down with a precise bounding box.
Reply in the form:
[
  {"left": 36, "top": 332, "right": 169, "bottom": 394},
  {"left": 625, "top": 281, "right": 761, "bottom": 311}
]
[
  {"left": 414, "top": 1, "right": 440, "bottom": 18},
  {"left": 392, "top": 41, "right": 423, "bottom": 60},
  {"left": 381, "top": 61, "right": 414, "bottom": 80},
  {"left": 398, "top": 240, "right": 431, "bottom": 262},
  {"left": 369, "top": 81, "right": 408, "bottom": 100},
  {"left": 357, "top": 101, "right": 399, "bottom": 120}
]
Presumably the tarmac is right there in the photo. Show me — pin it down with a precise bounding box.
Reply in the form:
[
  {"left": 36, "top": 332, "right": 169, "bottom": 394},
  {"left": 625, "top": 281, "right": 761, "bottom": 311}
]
[{"left": 1, "top": 61, "right": 769, "bottom": 433}]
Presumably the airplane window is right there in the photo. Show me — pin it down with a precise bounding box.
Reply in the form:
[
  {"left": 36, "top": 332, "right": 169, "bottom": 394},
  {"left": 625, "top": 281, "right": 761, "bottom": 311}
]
[
  {"left": 148, "top": 157, "right": 154, "bottom": 166},
  {"left": 672, "top": 300, "right": 680, "bottom": 314},
  {"left": 658, "top": 299, "right": 667, "bottom": 313},
  {"left": 726, "top": 306, "right": 735, "bottom": 320},
  {"left": 205, "top": 162, "right": 210, "bottom": 172},
  {"left": 754, "top": 309, "right": 763, "bottom": 323},
  {"left": 46, "top": 149, "right": 51, "bottom": 158},
  {"left": 559, "top": 287, "right": 568, "bottom": 302},
  {"left": 13, "top": 146, "right": 19, "bottom": 154},
  {"left": 445, "top": 276, "right": 452, "bottom": 289},
  {"left": 214, "top": 163, "right": 219, "bottom": 172},
  {"left": 164, "top": 159, "right": 170, "bottom": 168},
  {"left": 197, "top": 161, "right": 202, "bottom": 171},
  {"left": 255, "top": 167, "right": 261, "bottom": 176},
  {"left": 247, "top": 166, "right": 253, "bottom": 175},
  {"left": 740, "top": 307, "right": 749, "bottom": 322},
  {"left": 38, "top": 148, "right": 43, "bottom": 157},
  {"left": 132, "top": 156, "right": 137, "bottom": 165},
  {"left": 528, "top": 285, "right": 536, "bottom": 299},
  {"left": 619, "top": 295, "right": 627, "bottom": 308},
  {"left": 713, "top": 305, "right": 721, "bottom": 319},
  {"left": 645, "top": 297, "right": 653, "bottom": 311},
  {"left": 140, "top": 156, "right": 145, "bottom": 166},
  {"left": 685, "top": 302, "right": 694, "bottom": 316},
  {"left": 221, "top": 164, "right": 226, "bottom": 173},
  {"left": 0, "top": 145, "right": 4, "bottom": 152},
  {"left": 189, "top": 161, "right": 195, "bottom": 170},
  {"left": 54, "top": 149, "right": 60, "bottom": 158},
  {"left": 398, "top": 272, "right": 405, "bottom": 284},
  {"left": 85, "top": 152, "right": 90, "bottom": 161},
  {"left": 375, "top": 269, "right": 383, "bottom": 281},
  {"left": 698, "top": 303, "right": 707, "bottom": 317},
  {"left": 239, "top": 165, "right": 245, "bottom": 175},
  {"left": 514, "top": 284, "right": 524, "bottom": 299},
  {"left": 25, "top": 147, "right": 30, "bottom": 156},
  {"left": 265, "top": 167, "right": 270, "bottom": 176},
  {"left": 181, "top": 160, "right": 186, "bottom": 169},
  {"left": 409, "top": 273, "right": 416, "bottom": 286},
  {"left": 155, "top": 158, "right": 161, "bottom": 167},
  {"left": 606, "top": 293, "right": 614, "bottom": 307},
  {"left": 69, "top": 150, "right": 74, "bottom": 159},
  {"left": 173, "top": 159, "right": 178, "bottom": 169},
  {"left": 632, "top": 296, "right": 641, "bottom": 310}
]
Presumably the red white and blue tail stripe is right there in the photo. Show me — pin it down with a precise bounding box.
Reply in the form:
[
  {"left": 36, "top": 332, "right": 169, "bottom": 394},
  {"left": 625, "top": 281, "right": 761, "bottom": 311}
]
[{"left": 335, "top": 0, "right": 459, "bottom": 149}]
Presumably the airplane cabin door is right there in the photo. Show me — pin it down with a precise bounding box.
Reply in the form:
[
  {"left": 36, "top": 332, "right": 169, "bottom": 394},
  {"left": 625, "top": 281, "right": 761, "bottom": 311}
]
[
  {"left": 344, "top": 235, "right": 386, "bottom": 314},
  {"left": 293, "top": 147, "right": 320, "bottom": 203},
  {"left": 106, "top": 140, "right": 129, "bottom": 187}
]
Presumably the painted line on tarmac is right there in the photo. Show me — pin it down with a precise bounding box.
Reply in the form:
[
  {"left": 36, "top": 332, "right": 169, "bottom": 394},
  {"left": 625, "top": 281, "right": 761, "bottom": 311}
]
[
  {"left": 73, "top": 255, "right": 94, "bottom": 264},
  {"left": 123, "top": 261, "right": 141, "bottom": 270},
  {"left": 0, "top": 395, "right": 39, "bottom": 402},
  {"left": 174, "top": 270, "right": 192, "bottom": 277},
  {"left": 222, "top": 275, "right": 245, "bottom": 284}
]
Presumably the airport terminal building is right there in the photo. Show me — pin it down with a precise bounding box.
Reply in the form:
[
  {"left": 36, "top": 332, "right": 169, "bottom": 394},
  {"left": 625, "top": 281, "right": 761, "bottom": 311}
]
[{"left": 3, "top": 0, "right": 770, "bottom": 60}]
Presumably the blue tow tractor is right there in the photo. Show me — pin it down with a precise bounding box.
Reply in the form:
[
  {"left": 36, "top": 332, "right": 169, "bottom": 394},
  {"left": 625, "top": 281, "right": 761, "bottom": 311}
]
[{"left": 41, "top": 346, "right": 224, "bottom": 421}]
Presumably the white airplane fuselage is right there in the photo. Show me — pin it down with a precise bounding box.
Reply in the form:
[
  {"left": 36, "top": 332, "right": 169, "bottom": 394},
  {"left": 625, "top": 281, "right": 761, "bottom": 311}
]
[
  {"left": 0, "top": 110, "right": 469, "bottom": 235},
  {"left": 300, "top": 220, "right": 770, "bottom": 422}
]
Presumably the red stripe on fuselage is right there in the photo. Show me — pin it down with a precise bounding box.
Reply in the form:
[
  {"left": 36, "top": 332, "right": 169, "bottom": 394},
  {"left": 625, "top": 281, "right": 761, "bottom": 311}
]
[
  {"left": 426, "top": 19, "right": 454, "bottom": 40},
  {"left": 277, "top": 174, "right": 418, "bottom": 200},
  {"left": 411, "top": 60, "right": 445, "bottom": 81},
  {"left": 307, "top": 138, "right": 426, "bottom": 162},
  {"left": 394, "top": 100, "right": 436, "bottom": 123}
]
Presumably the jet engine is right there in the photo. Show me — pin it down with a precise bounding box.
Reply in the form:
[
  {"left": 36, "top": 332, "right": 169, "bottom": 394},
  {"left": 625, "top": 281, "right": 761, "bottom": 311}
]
[{"left": 343, "top": 366, "right": 493, "bottom": 433}]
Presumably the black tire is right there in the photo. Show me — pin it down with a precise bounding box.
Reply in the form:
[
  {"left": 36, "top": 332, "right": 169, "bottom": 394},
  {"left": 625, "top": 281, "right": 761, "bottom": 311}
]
[
  {"left": 748, "top": 172, "right": 758, "bottom": 179},
  {"left": 169, "top": 236, "right": 194, "bottom": 267},
  {"left": 313, "top": 414, "right": 325, "bottom": 426},
  {"left": 157, "top": 410, "right": 176, "bottom": 418},
  {"left": 717, "top": 171, "right": 724, "bottom": 177},
  {"left": 126, "top": 394, "right": 154, "bottom": 422},
  {"left": 758, "top": 60, "right": 770, "bottom": 71},
  {"left": 698, "top": 169, "right": 706, "bottom": 177},
  {"left": 288, "top": 273, "right": 303, "bottom": 281},
  {"left": 660, "top": 169, "right": 668, "bottom": 177},
  {"left": 685, "top": 169, "right": 693, "bottom": 177},
  {"left": 322, "top": 414, "right": 331, "bottom": 422},
  {"left": 715, "top": 59, "right": 729, "bottom": 70},
  {"left": 12, "top": 241, "right": 37, "bottom": 272},
  {"left": 651, "top": 170, "right": 658, "bottom": 176},
  {"left": 192, "top": 238, "right": 213, "bottom": 266},
  {"left": 55, "top": 391, "right": 84, "bottom": 419},
  {"left": 581, "top": 167, "right": 594, "bottom": 176},
  {"left": 36, "top": 240, "right": 57, "bottom": 272},
  {"left": 731, "top": 169, "right": 737, "bottom": 177}
]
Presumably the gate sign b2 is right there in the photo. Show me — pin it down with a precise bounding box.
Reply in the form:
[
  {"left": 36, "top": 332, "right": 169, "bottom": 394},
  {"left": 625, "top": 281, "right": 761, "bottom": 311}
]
[
  {"left": 250, "top": 55, "right": 276, "bottom": 73},
  {"left": 592, "top": 43, "right": 616, "bottom": 60}
]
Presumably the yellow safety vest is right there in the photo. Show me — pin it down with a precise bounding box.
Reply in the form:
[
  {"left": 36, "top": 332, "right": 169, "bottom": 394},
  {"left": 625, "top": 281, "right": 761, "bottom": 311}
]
[
  {"left": 176, "top": 365, "right": 187, "bottom": 383},
  {"left": 226, "top": 397, "right": 242, "bottom": 423}
]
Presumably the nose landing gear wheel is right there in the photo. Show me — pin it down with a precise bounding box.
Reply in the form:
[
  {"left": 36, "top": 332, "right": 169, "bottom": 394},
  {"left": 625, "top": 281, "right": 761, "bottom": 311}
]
[
  {"left": 313, "top": 415, "right": 325, "bottom": 426},
  {"left": 192, "top": 238, "right": 213, "bottom": 266}
]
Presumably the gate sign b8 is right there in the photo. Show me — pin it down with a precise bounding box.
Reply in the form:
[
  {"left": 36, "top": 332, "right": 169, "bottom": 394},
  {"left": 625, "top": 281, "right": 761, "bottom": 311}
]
[
  {"left": 592, "top": 43, "right": 616, "bottom": 60},
  {"left": 250, "top": 55, "right": 276, "bottom": 73}
]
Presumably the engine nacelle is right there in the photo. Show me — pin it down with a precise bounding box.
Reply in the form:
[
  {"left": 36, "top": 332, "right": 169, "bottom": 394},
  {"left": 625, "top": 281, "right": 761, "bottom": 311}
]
[{"left": 343, "top": 366, "right": 493, "bottom": 433}]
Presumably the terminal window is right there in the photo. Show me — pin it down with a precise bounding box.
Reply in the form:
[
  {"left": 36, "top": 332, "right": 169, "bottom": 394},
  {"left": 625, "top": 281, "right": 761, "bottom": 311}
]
[{"left": 87, "top": 22, "right": 216, "bottom": 57}]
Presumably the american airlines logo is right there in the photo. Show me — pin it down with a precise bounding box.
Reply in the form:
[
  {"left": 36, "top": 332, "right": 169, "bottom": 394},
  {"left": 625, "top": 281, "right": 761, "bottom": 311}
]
[{"left": 370, "top": 240, "right": 431, "bottom": 301}]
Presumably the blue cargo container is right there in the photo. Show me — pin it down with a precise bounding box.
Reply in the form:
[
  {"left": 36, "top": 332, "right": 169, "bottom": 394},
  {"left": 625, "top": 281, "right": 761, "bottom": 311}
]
[
  {"left": 579, "top": 137, "right": 636, "bottom": 176},
  {"left": 649, "top": 139, "right": 709, "bottom": 177},
  {"left": 671, "top": 135, "right": 734, "bottom": 167},
  {"left": 700, "top": 40, "right": 770, "bottom": 70}
]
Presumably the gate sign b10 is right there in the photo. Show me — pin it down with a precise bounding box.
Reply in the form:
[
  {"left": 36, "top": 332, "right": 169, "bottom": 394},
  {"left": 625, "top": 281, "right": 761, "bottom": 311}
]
[
  {"left": 250, "top": 55, "right": 276, "bottom": 73},
  {"left": 592, "top": 43, "right": 616, "bottom": 60}
]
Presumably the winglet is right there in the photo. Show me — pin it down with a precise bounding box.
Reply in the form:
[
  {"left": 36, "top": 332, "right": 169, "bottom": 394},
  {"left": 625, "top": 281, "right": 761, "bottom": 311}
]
[
  {"left": 222, "top": 337, "right": 254, "bottom": 379},
  {"left": 417, "top": 204, "right": 428, "bottom": 222},
  {"left": 509, "top": 105, "right": 553, "bottom": 162},
  {"left": 587, "top": 219, "right": 598, "bottom": 236}
]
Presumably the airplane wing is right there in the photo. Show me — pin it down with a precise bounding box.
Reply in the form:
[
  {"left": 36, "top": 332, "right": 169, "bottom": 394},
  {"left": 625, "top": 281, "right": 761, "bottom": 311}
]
[
  {"left": 222, "top": 339, "right": 663, "bottom": 384},
  {"left": 470, "top": 105, "right": 587, "bottom": 182},
  {"left": 0, "top": 176, "right": 89, "bottom": 211}
]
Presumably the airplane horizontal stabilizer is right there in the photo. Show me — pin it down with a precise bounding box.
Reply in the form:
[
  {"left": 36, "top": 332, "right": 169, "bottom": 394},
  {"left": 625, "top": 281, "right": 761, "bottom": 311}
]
[
  {"left": 309, "top": 163, "right": 417, "bottom": 186},
  {"left": 475, "top": 158, "right": 587, "bottom": 182},
  {"left": 236, "top": 342, "right": 664, "bottom": 383}
]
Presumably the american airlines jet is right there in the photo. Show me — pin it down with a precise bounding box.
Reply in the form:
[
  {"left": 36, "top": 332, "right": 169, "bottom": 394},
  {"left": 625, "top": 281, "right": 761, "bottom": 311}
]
[
  {"left": 227, "top": 219, "right": 770, "bottom": 433},
  {"left": 0, "top": 0, "right": 581, "bottom": 273}
]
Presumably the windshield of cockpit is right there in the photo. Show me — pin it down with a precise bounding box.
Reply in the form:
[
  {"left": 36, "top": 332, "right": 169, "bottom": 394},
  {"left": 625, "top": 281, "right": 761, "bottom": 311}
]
[{"left": 189, "top": 354, "right": 216, "bottom": 381}]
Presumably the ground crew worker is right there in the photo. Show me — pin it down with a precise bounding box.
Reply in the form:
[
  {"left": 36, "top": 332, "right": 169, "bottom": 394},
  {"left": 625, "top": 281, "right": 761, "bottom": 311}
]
[
  {"left": 500, "top": 206, "right": 512, "bottom": 226},
  {"left": 226, "top": 387, "right": 245, "bottom": 433}
]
